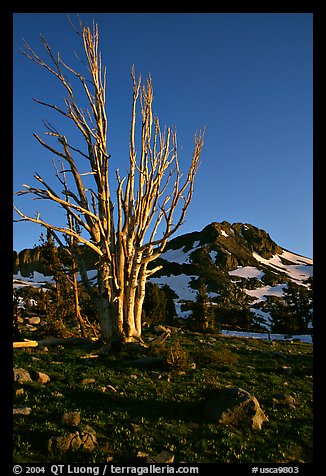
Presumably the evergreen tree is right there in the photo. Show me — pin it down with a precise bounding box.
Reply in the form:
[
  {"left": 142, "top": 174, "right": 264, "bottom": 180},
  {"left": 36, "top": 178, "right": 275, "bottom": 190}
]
[
  {"left": 142, "top": 282, "right": 176, "bottom": 325},
  {"left": 190, "top": 282, "right": 215, "bottom": 332},
  {"left": 267, "top": 279, "right": 313, "bottom": 334}
]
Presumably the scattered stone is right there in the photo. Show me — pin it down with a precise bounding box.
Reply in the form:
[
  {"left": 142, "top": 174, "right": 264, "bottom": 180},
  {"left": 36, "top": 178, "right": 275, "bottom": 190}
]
[
  {"left": 28, "top": 316, "right": 41, "bottom": 325},
  {"left": 52, "top": 391, "right": 65, "bottom": 399},
  {"left": 62, "top": 411, "right": 81, "bottom": 427},
  {"left": 13, "top": 367, "right": 32, "bottom": 384},
  {"left": 130, "top": 374, "right": 138, "bottom": 379},
  {"left": 13, "top": 406, "right": 32, "bottom": 415},
  {"left": 262, "top": 393, "right": 298, "bottom": 408},
  {"left": 15, "top": 388, "right": 25, "bottom": 397},
  {"left": 146, "top": 450, "right": 175, "bottom": 464},
  {"left": 203, "top": 386, "right": 268, "bottom": 430},
  {"left": 80, "top": 378, "right": 96, "bottom": 385},
  {"left": 35, "top": 371, "right": 50, "bottom": 384}
]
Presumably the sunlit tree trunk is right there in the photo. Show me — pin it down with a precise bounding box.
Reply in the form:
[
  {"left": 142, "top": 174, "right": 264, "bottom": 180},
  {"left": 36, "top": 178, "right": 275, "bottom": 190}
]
[{"left": 14, "top": 18, "right": 204, "bottom": 347}]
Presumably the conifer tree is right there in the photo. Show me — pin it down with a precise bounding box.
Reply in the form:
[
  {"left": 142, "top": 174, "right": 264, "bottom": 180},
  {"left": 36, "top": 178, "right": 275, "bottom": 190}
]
[{"left": 190, "top": 282, "right": 215, "bottom": 332}]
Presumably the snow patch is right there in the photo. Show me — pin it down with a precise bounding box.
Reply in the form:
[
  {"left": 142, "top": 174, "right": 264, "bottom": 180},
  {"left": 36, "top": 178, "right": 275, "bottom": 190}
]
[
  {"left": 150, "top": 274, "right": 198, "bottom": 301},
  {"left": 253, "top": 251, "right": 312, "bottom": 284},
  {"left": 160, "top": 247, "right": 193, "bottom": 265},
  {"left": 245, "top": 283, "right": 288, "bottom": 303},
  {"left": 229, "top": 266, "right": 264, "bottom": 280},
  {"left": 221, "top": 329, "right": 312, "bottom": 344},
  {"left": 209, "top": 250, "right": 218, "bottom": 263}
]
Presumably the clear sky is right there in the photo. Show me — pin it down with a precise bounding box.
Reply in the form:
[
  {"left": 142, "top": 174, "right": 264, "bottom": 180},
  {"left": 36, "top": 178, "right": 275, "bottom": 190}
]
[{"left": 13, "top": 12, "right": 313, "bottom": 258}]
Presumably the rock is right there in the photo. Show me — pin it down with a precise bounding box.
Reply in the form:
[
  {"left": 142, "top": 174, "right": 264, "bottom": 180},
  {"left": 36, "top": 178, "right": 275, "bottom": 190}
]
[
  {"left": 52, "top": 391, "right": 65, "bottom": 399},
  {"left": 79, "top": 426, "right": 97, "bottom": 451},
  {"left": 80, "top": 378, "right": 96, "bottom": 385},
  {"left": 62, "top": 411, "right": 81, "bottom": 427},
  {"left": 13, "top": 367, "right": 32, "bottom": 384},
  {"left": 203, "top": 386, "right": 268, "bottom": 430},
  {"left": 48, "top": 426, "right": 97, "bottom": 454},
  {"left": 146, "top": 450, "right": 175, "bottom": 463},
  {"left": 48, "top": 432, "right": 82, "bottom": 454},
  {"left": 28, "top": 316, "right": 41, "bottom": 325},
  {"left": 35, "top": 371, "right": 50, "bottom": 384},
  {"left": 15, "top": 388, "right": 25, "bottom": 396},
  {"left": 13, "top": 406, "right": 32, "bottom": 415},
  {"left": 262, "top": 393, "right": 298, "bottom": 407}
]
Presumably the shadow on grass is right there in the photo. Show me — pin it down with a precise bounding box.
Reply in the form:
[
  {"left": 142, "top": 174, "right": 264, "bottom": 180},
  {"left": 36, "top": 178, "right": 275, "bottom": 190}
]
[{"left": 63, "top": 385, "right": 201, "bottom": 424}]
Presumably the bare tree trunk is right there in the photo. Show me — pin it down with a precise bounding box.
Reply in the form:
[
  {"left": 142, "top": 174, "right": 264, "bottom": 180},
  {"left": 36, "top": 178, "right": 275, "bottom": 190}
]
[
  {"left": 71, "top": 272, "right": 87, "bottom": 338},
  {"left": 14, "top": 19, "right": 204, "bottom": 349}
]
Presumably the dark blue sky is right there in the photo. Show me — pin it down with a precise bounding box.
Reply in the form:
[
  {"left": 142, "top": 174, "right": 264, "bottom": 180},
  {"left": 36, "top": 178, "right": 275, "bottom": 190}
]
[{"left": 13, "top": 13, "right": 313, "bottom": 257}]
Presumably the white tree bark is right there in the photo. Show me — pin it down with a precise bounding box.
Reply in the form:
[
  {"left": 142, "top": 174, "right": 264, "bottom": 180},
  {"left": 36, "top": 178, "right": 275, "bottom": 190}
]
[{"left": 14, "top": 19, "right": 204, "bottom": 347}]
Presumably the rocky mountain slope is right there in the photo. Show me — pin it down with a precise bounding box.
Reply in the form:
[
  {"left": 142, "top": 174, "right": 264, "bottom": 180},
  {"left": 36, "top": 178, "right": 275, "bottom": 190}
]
[
  {"left": 13, "top": 221, "right": 313, "bottom": 331},
  {"left": 148, "top": 222, "right": 313, "bottom": 329}
]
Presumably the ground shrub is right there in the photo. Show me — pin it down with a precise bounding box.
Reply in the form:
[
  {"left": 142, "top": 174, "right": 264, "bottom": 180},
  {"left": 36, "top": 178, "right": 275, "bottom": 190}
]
[{"left": 193, "top": 347, "right": 239, "bottom": 368}]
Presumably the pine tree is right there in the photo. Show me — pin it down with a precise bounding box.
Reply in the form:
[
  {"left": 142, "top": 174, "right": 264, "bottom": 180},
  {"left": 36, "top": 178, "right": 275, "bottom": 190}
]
[
  {"left": 142, "top": 282, "right": 176, "bottom": 325},
  {"left": 267, "top": 279, "right": 313, "bottom": 334},
  {"left": 190, "top": 282, "right": 215, "bottom": 332}
]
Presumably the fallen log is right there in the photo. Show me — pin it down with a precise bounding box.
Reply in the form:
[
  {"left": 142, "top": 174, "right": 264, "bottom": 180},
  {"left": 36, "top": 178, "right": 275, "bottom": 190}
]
[
  {"left": 13, "top": 340, "right": 38, "bottom": 349},
  {"left": 13, "top": 337, "right": 96, "bottom": 349},
  {"left": 149, "top": 329, "right": 171, "bottom": 346}
]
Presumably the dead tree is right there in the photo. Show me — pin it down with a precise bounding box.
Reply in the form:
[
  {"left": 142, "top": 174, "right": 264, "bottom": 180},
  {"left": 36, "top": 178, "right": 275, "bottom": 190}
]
[{"left": 14, "top": 19, "right": 204, "bottom": 347}]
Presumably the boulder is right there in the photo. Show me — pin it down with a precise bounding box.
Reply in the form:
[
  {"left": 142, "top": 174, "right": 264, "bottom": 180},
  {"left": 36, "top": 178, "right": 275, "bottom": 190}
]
[
  {"left": 79, "top": 425, "right": 97, "bottom": 451},
  {"left": 203, "top": 386, "right": 268, "bottom": 430},
  {"left": 13, "top": 367, "right": 32, "bottom": 384},
  {"left": 48, "top": 426, "right": 97, "bottom": 454}
]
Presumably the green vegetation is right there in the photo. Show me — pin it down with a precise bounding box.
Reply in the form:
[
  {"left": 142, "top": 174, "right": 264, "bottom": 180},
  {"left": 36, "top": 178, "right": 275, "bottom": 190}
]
[{"left": 13, "top": 328, "right": 313, "bottom": 464}]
